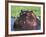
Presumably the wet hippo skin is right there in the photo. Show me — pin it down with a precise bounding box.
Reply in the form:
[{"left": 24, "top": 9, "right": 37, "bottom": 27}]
[{"left": 13, "top": 10, "right": 40, "bottom": 31}]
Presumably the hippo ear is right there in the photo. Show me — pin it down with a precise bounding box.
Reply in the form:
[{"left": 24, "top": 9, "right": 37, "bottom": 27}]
[
  {"left": 21, "top": 10, "right": 23, "bottom": 13},
  {"left": 21, "top": 10, "right": 24, "bottom": 14},
  {"left": 30, "top": 11, "right": 33, "bottom": 12}
]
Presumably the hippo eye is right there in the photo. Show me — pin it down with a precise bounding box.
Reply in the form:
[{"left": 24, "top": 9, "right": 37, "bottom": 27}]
[{"left": 23, "top": 12, "right": 26, "bottom": 14}]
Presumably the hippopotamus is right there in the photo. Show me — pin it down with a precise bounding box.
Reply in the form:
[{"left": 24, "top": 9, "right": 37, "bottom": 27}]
[{"left": 13, "top": 10, "right": 40, "bottom": 31}]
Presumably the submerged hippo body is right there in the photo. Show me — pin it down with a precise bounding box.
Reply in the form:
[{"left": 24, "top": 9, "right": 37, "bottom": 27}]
[{"left": 13, "top": 10, "right": 40, "bottom": 30}]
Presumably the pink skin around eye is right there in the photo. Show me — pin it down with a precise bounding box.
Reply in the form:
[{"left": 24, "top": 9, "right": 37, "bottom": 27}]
[{"left": 33, "top": 21, "right": 37, "bottom": 26}]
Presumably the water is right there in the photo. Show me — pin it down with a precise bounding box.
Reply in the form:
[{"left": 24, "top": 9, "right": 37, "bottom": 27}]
[{"left": 11, "top": 17, "right": 15, "bottom": 31}]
